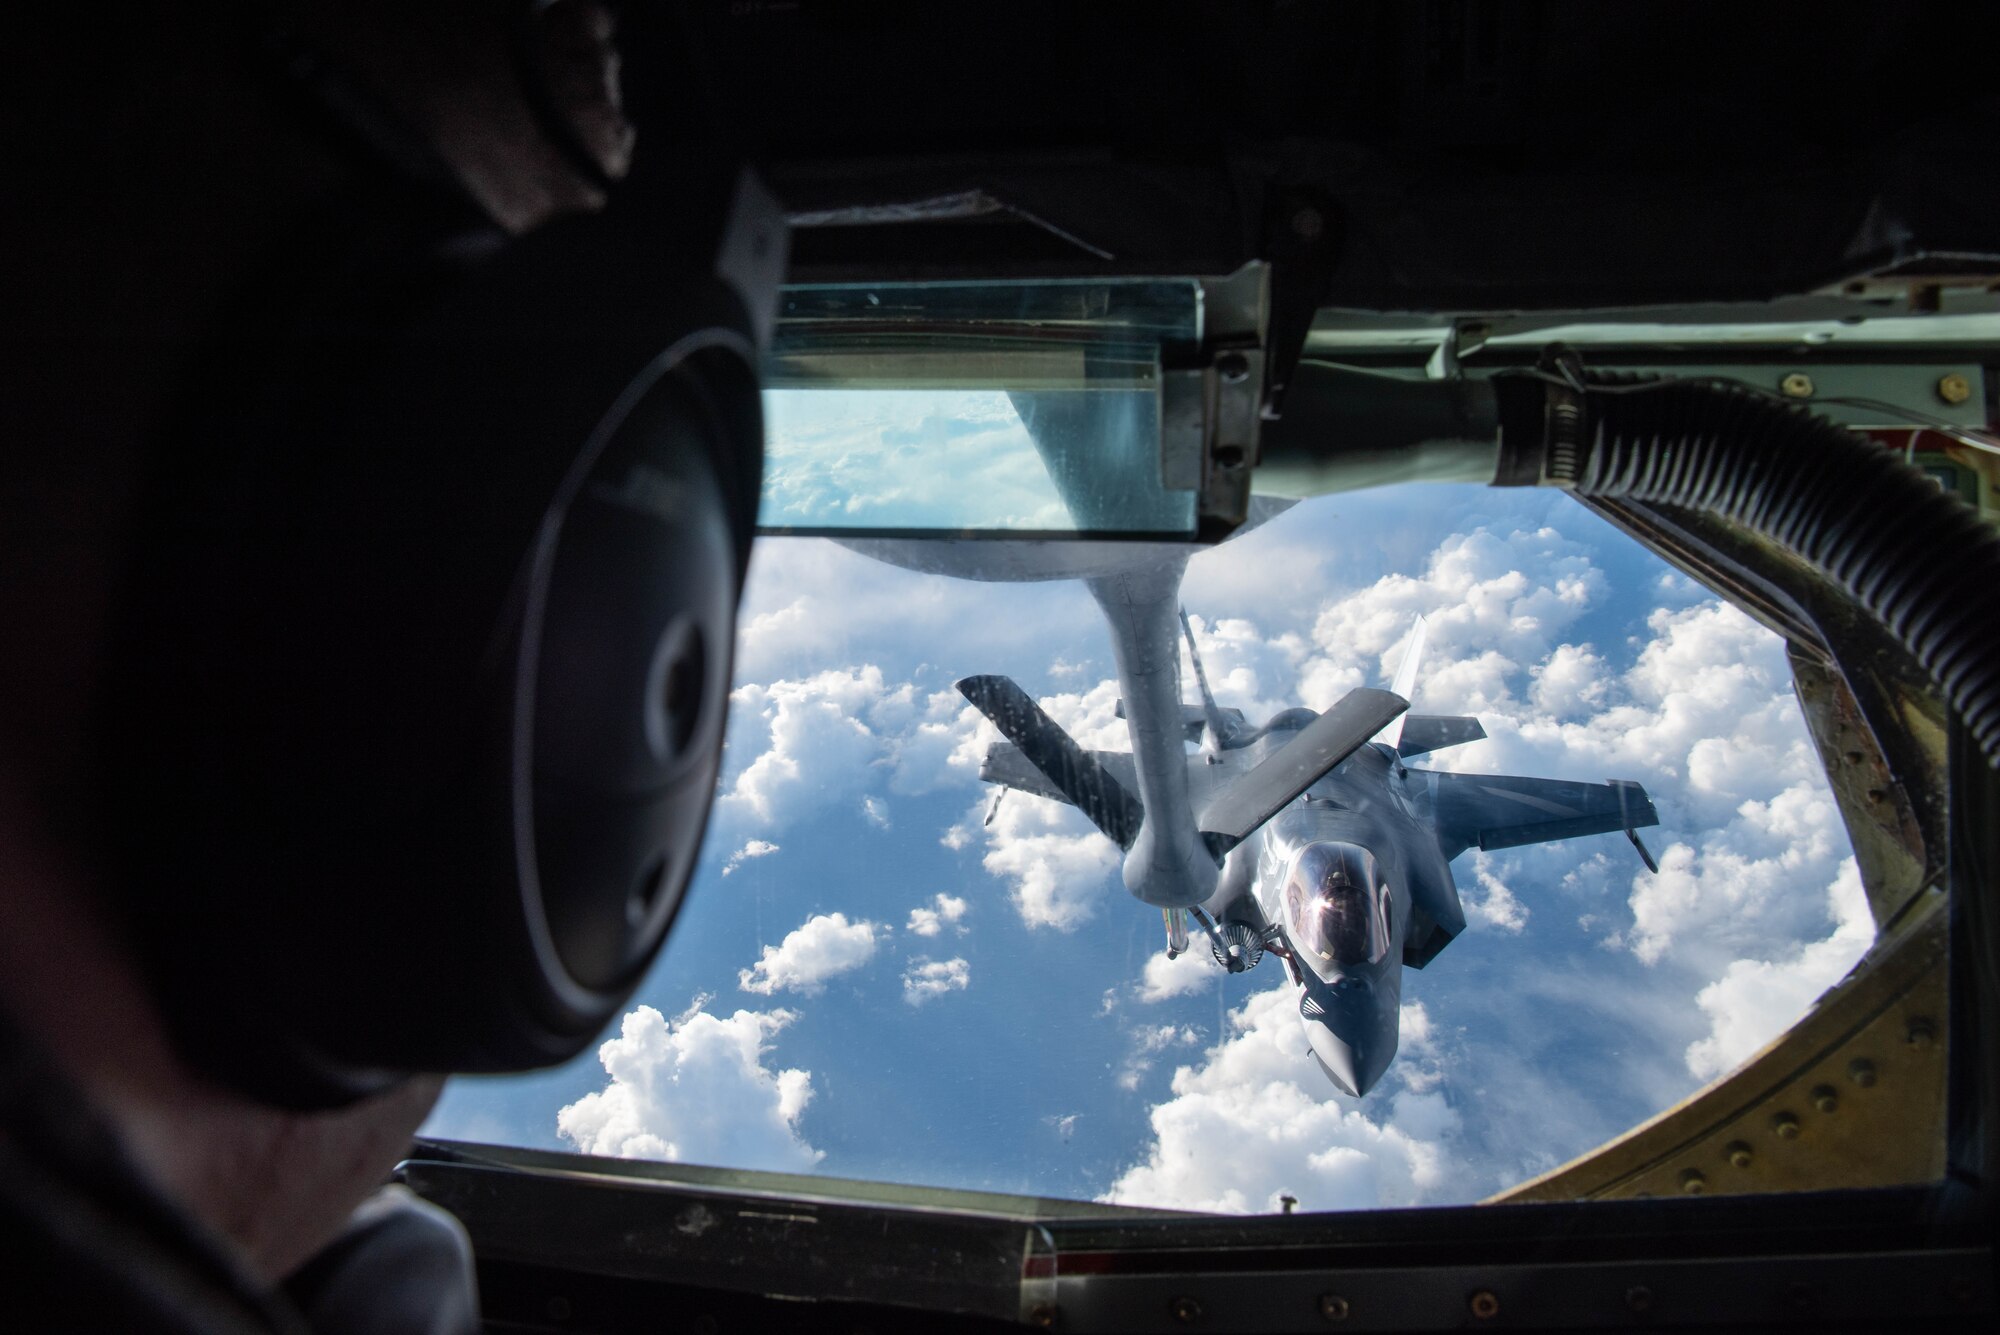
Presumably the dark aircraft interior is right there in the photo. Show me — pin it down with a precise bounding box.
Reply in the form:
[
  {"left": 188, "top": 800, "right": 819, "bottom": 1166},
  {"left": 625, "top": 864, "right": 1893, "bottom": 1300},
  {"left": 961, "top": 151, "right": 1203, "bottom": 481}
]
[{"left": 7, "top": 1, "right": 1998, "bottom": 1331}]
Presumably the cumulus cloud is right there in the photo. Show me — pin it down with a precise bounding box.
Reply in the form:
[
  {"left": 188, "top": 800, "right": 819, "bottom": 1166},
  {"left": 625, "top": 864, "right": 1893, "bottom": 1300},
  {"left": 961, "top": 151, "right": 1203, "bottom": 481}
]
[
  {"left": 738, "top": 912, "right": 882, "bottom": 996},
  {"left": 1685, "top": 857, "right": 1873, "bottom": 1081},
  {"left": 1461, "top": 853, "right": 1529, "bottom": 933},
  {"left": 556, "top": 1003, "right": 821, "bottom": 1171},
  {"left": 1118, "top": 1022, "right": 1203, "bottom": 1090},
  {"left": 1137, "top": 948, "right": 1224, "bottom": 1003},
  {"left": 719, "top": 667, "right": 894, "bottom": 830},
  {"left": 1104, "top": 985, "right": 1459, "bottom": 1213},
  {"left": 721, "top": 839, "right": 780, "bottom": 876},
  {"left": 717, "top": 667, "right": 985, "bottom": 839},
  {"left": 902, "top": 956, "right": 971, "bottom": 1005},
  {"left": 907, "top": 893, "right": 969, "bottom": 937},
  {"left": 972, "top": 792, "right": 1122, "bottom": 931}
]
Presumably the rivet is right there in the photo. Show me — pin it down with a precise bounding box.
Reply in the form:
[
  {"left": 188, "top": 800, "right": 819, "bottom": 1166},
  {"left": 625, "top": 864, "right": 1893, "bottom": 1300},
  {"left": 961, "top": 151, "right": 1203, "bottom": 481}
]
[
  {"left": 1625, "top": 1286, "right": 1654, "bottom": 1314},
  {"left": 1907, "top": 1018, "right": 1936, "bottom": 1050},
  {"left": 1780, "top": 372, "right": 1815, "bottom": 398},
  {"left": 1842, "top": 750, "right": 1866, "bottom": 765},
  {"left": 1937, "top": 373, "right": 1973, "bottom": 406},
  {"left": 1679, "top": 1168, "right": 1706, "bottom": 1194},
  {"left": 1727, "top": 1141, "right": 1754, "bottom": 1169},
  {"left": 1773, "top": 1111, "right": 1801, "bottom": 1139},
  {"left": 1812, "top": 1085, "right": 1839, "bottom": 1114},
  {"left": 1469, "top": 1290, "right": 1501, "bottom": 1320},
  {"left": 1171, "top": 1296, "right": 1203, "bottom": 1325},
  {"left": 1849, "top": 1058, "right": 1878, "bottom": 1088},
  {"left": 1215, "top": 352, "right": 1252, "bottom": 384},
  {"left": 1865, "top": 788, "right": 1886, "bottom": 804},
  {"left": 1319, "top": 1294, "right": 1352, "bottom": 1322},
  {"left": 1291, "top": 206, "right": 1326, "bottom": 241},
  {"left": 1213, "top": 444, "right": 1247, "bottom": 470},
  {"left": 1030, "top": 1303, "right": 1059, "bottom": 1329}
]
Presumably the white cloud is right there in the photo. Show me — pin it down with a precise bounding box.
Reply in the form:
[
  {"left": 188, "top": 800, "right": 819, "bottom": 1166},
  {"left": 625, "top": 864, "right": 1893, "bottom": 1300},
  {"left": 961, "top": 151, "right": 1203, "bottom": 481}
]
[
  {"left": 1685, "top": 857, "right": 1873, "bottom": 1081},
  {"left": 718, "top": 667, "right": 893, "bottom": 830},
  {"left": 1117, "top": 1022, "right": 1203, "bottom": 1090},
  {"left": 738, "top": 912, "right": 882, "bottom": 996},
  {"left": 1104, "top": 985, "right": 1459, "bottom": 1213},
  {"left": 907, "top": 893, "right": 969, "bottom": 937},
  {"left": 1461, "top": 853, "right": 1529, "bottom": 933},
  {"left": 556, "top": 1003, "right": 821, "bottom": 1171},
  {"left": 717, "top": 667, "right": 986, "bottom": 841},
  {"left": 902, "top": 956, "right": 971, "bottom": 1005},
  {"left": 973, "top": 792, "right": 1122, "bottom": 931},
  {"left": 721, "top": 839, "right": 780, "bottom": 876},
  {"left": 1137, "top": 948, "right": 1223, "bottom": 1002}
]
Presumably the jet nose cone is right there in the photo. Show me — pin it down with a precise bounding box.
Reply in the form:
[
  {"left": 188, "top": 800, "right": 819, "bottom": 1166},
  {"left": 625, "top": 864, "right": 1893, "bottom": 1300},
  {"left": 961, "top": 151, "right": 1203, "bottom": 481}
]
[
  {"left": 1307, "top": 1034, "right": 1367, "bottom": 1097},
  {"left": 1301, "top": 977, "right": 1400, "bottom": 1097}
]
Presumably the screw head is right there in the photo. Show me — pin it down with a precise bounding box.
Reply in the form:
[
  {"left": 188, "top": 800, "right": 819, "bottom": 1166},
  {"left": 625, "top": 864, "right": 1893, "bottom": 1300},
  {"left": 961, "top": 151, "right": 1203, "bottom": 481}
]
[
  {"left": 1907, "top": 1018, "right": 1936, "bottom": 1050},
  {"left": 1171, "top": 1296, "right": 1203, "bottom": 1325},
  {"left": 1679, "top": 1168, "right": 1707, "bottom": 1194},
  {"left": 1319, "top": 1294, "right": 1352, "bottom": 1322},
  {"left": 1773, "top": 1111, "right": 1802, "bottom": 1139},
  {"left": 1812, "top": 1085, "right": 1840, "bottom": 1114},
  {"left": 1468, "top": 1290, "right": 1501, "bottom": 1320},
  {"left": 1780, "top": 372, "right": 1815, "bottom": 398},
  {"left": 1938, "top": 373, "right": 1973, "bottom": 405},
  {"left": 1849, "top": 1058, "right": 1878, "bottom": 1088},
  {"left": 1727, "top": 1141, "right": 1754, "bottom": 1170}
]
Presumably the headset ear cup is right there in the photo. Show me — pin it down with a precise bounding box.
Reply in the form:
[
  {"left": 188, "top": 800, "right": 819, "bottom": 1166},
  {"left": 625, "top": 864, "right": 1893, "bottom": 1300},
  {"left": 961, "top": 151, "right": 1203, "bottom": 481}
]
[
  {"left": 108, "top": 212, "right": 763, "bottom": 1108},
  {"left": 521, "top": 356, "right": 745, "bottom": 1030}
]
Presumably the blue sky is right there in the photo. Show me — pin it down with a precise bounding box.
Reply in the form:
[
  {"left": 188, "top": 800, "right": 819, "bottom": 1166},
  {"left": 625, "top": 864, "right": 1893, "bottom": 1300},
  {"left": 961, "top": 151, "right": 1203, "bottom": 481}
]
[{"left": 424, "top": 470, "right": 1870, "bottom": 1212}]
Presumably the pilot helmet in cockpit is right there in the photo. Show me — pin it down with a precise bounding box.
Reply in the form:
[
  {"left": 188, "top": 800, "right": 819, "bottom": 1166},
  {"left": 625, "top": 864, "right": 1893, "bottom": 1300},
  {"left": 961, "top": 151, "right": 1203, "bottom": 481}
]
[{"left": 1282, "top": 842, "right": 1391, "bottom": 969}]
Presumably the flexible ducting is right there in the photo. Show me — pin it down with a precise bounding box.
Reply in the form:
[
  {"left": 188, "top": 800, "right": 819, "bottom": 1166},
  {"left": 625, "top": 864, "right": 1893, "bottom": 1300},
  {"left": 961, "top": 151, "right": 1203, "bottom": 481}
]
[{"left": 1500, "top": 375, "right": 2000, "bottom": 766}]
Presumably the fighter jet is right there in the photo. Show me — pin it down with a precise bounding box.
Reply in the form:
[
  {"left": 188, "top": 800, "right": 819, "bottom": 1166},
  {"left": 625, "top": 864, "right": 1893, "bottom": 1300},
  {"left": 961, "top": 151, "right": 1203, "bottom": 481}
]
[{"left": 955, "top": 566, "right": 1662, "bottom": 1098}]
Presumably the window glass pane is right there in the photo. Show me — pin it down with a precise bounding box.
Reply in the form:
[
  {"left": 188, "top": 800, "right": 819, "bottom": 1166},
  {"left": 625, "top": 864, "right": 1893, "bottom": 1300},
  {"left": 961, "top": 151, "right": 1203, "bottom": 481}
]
[{"left": 427, "top": 477, "right": 1913, "bottom": 1211}]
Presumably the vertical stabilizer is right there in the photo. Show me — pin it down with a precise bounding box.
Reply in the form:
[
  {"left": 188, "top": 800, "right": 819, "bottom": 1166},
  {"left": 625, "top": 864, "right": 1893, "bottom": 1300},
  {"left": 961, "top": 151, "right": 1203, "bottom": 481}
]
[
  {"left": 1375, "top": 615, "right": 1428, "bottom": 749},
  {"left": 1179, "top": 607, "right": 1234, "bottom": 748}
]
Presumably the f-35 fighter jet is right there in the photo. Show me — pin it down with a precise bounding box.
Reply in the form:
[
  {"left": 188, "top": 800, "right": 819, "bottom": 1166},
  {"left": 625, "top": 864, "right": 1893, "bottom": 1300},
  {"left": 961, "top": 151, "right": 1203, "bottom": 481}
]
[{"left": 957, "top": 563, "right": 1661, "bottom": 1098}]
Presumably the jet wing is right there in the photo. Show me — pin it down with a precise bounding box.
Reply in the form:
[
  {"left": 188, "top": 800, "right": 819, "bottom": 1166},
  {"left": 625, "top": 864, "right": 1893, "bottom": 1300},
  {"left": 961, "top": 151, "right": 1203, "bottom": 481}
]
[
  {"left": 1423, "top": 772, "right": 1659, "bottom": 861},
  {"left": 1198, "top": 688, "right": 1408, "bottom": 852}
]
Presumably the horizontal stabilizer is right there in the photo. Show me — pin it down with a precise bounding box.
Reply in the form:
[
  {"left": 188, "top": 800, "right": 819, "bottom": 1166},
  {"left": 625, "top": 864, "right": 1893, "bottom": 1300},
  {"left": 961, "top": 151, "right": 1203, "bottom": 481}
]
[
  {"left": 1397, "top": 715, "right": 1486, "bottom": 758},
  {"left": 1198, "top": 688, "right": 1408, "bottom": 851},
  {"left": 956, "top": 675, "right": 1145, "bottom": 849}
]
